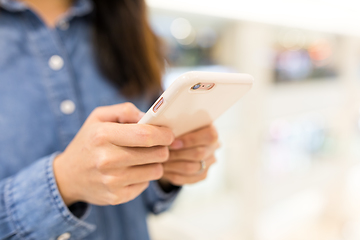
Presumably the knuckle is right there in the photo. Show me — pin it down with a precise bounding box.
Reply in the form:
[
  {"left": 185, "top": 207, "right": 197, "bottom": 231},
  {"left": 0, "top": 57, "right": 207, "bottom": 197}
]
[
  {"left": 122, "top": 186, "right": 133, "bottom": 202},
  {"left": 152, "top": 163, "right": 164, "bottom": 180},
  {"left": 107, "top": 193, "right": 122, "bottom": 206},
  {"left": 122, "top": 184, "right": 144, "bottom": 203},
  {"left": 91, "top": 125, "right": 109, "bottom": 146},
  {"left": 95, "top": 151, "right": 112, "bottom": 171},
  {"left": 171, "top": 174, "right": 183, "bottom": 186},
  {"left": 91, "top": 106, "right": 103, "bottom": 116},
  {"left": 186, "top": 135, "right": 196, "bottom": 146},
  {"left": 184, "top": 162, "right": 197, "bottom": 174},
  {"left": 129, "top": 183, "right": 150, "bottom": 202},
  {"left": 165, "top": 130, "right": 175, "bottom": 145},
  {"left": 143, "top": 181, "right": 150, "bottom": 189},
  {"left": 122, "top": 102, "right": 136, "bottom": 113},
  {"left": 157, "top": 147, "right": 170, "bottom": 161},
  {"left": 194, "top": 147, "right": 206, "bottom": 161},
  {"left": 209, "top": 127, "right": 219, "bottom": 142},
  {"left": 101, "top": 175, "right": 115, "bottom": 188},
  {"left": 136, "top": 126, "right": 154, "bottom": 147},
  {"left": 123, "top": 102, "right": 136, "bottom": 109}
]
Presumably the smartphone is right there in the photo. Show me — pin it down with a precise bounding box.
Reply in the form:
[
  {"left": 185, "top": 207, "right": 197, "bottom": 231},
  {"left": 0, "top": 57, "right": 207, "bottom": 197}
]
[{"left": 138, "top": 71, "right": 254, "bottom": 137}]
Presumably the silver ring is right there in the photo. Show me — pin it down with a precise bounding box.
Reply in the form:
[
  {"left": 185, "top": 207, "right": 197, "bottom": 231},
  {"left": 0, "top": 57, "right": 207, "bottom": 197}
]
[{"left": 200, "top": 160, "right": 206, "bottom": 172}]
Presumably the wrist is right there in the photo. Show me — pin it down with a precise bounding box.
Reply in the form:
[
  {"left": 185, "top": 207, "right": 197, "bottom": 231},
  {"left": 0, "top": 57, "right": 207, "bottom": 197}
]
[{"left": 53, "top": 153, "right": 80, "bottom": 206}]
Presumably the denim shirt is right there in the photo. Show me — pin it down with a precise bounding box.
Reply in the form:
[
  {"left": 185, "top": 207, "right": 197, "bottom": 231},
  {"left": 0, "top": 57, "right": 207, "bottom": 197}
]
[{"left": 0, "top": 0, "right": 180, "bottom": 239}]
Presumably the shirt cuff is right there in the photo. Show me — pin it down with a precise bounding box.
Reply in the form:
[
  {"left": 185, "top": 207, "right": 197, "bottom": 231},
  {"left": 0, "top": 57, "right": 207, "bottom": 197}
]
[
  {"left": 4, "top": 153, "right": 95, "bottom": 240},
  {"left": 146, "top": 181, "right": 181, "bottom": 214}
]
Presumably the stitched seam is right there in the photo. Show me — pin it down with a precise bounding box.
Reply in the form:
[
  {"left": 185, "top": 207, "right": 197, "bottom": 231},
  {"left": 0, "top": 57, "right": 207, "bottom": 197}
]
[
  {"left": 52, "top": 27, "right": 85, "bottom": 127},
  {"left": 4, "top": 177, "right": 34, "bottom": 240},
  {"left": 45, "top": 156, "right": 95, "bottom": 230},
  {"left": 21, "top": 12, "right": 69, "bottom": 149}
]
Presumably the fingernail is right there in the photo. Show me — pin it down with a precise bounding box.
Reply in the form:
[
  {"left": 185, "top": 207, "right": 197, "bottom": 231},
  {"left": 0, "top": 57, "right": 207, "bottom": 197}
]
[{"left": 170, "top": 139, "right": 183, "bottom": 149}]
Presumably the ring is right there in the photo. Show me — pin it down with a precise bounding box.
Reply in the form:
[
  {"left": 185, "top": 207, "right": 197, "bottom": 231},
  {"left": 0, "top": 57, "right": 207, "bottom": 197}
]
[{"left": 199, "top": 160, "right": 206, "bottom": 172}]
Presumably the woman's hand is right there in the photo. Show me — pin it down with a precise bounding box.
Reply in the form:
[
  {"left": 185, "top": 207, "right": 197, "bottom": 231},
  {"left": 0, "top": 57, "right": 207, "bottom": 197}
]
[
  {"left": 160, "top": 125, "right": 220, "bottom": 186},
  {"left": 54, "top": 103, "right": 174, "bottom": 206}
]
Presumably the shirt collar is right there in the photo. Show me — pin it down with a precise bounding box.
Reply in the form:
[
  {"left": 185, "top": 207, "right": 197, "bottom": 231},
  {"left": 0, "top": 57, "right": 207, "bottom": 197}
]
[
  {"left": 0, "top": 0, "right": 93, "bottom": 19},
  {"left": 0, "top": 0, "right": 27, "bottom": 12},
  {"left": 65, "top": 0, "right": 93, "bottom": 20}
]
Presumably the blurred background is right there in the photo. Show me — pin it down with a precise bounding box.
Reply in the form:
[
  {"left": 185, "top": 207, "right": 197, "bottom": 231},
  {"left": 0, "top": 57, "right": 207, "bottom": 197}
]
[{"left": 145, "top": 0, "right": 360, "bottom": 239}]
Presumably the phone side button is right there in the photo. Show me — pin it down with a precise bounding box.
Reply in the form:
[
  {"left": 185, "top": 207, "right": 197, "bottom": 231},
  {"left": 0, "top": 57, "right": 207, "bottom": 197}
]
[{"left": 153, "top": 97, "right": 164, "bottom": 113}]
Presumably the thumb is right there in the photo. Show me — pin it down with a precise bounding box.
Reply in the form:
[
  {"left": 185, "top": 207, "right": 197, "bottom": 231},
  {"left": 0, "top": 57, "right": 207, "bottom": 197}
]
[{"left": 90, "top": 103, "right": 145, "bottom": 124}]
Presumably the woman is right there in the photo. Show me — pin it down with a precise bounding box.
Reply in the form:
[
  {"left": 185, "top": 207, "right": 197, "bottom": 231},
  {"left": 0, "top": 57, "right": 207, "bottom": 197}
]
[{"left": 0, "top": 0, "right": 219, "bottom": 239}]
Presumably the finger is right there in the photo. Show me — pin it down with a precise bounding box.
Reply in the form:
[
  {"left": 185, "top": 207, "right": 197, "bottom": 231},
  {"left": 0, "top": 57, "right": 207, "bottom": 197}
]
[
  {"left": 104, "top": 163, "right": 163, "bottom": 187},
  {"left": 125, "top": 163, "right": 164, "bottom": 185},
  {"left": 109, "top": 181, "right": 150, "bottom": 205},
  {"left": 125, "top": 182, "right": 150, "bottom": 200},
  {"left": 168, "top": 142, "right": 220, "bottom": 162},
  {"left": 90, "top": 102, "right": 144, "bottom": 124},
  {"left": 162, "top": 170, "right": 208, "bottom": 186},
  {"left": 121, "top": 146, "right": 170, "bottom": 166},
  {"left": 94, "top": 122, "right": 174, "bottom": 147},
  {"left": 98, "top": 146, "right": 170, "bottom": 169},
  {"left": 169, "top": 125, "right": 218, "bottom": 150},
  {"left": 163, "top": 155, "right": 216, "bottom": 175}
]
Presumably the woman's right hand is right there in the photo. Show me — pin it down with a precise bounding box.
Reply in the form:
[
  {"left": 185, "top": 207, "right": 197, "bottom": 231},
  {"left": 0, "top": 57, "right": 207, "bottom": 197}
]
[{"left": 53, "top": 103, "right": 174, "bottom": 206}]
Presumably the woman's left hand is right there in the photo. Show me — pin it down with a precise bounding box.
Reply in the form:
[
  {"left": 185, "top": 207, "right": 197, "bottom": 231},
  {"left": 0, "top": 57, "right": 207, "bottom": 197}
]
[{"left": 160, "top": 125, "right": 220, "bottom": 186}]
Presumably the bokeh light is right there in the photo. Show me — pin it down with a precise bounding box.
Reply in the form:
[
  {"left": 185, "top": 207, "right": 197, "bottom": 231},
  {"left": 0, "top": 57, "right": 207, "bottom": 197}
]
[{"left": 170, "top": 18, "right": 193, "bottom": 40}]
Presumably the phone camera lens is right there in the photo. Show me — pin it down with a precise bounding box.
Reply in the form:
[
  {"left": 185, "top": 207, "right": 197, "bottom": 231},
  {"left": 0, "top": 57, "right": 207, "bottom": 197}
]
[{"left": 192, "top": 83, "right": 201, "bottom": 90}]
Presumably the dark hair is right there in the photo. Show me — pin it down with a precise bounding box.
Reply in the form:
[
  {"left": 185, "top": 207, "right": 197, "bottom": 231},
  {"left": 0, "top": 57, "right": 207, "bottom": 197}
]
[{"left": 92, "top": 0, "right": 164, "bottom": 97}]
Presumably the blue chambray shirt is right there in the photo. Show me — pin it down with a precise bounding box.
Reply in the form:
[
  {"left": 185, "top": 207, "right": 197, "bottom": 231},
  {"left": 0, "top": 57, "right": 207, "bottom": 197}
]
[{"left": 0, "top": 0, "right": 179, "bottom": 239}]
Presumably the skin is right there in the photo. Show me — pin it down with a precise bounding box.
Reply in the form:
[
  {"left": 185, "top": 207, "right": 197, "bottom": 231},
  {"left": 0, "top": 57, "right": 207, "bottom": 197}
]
[
  {"left": 19, "top": 0, "right": 73, "bottom": 27},
  {"left": 165, "top": 126, "right": 220, "bottom": 186},
  {"left": 54, "top": 103, "right": 175, "bottom": 205},
  {"left": 21, "top": 0, "right": 220, "bottom": 206}
]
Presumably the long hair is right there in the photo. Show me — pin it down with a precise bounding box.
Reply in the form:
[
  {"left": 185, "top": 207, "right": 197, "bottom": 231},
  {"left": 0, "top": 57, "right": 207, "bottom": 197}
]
[{"left": 92, "top": 0, "right": 164, "bottom": 97}]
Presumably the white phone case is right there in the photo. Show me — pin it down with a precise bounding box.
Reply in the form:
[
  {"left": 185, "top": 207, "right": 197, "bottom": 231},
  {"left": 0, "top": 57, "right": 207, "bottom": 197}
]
[{"left": 138, "top": 71, "right": 254, "bottom": 137}]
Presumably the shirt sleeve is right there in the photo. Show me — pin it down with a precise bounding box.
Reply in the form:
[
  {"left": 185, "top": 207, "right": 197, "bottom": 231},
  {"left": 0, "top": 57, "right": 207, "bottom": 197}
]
[
  {"left": 142, "top": 181, "right": 181, "bottom": 215},
  {"left": 0, "top": 153, "right": 95, "bottom": 240}
]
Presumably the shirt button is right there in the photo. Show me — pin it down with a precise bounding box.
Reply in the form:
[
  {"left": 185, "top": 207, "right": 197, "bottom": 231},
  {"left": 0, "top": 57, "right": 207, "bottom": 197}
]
[
  {"left": 57, "top": 232, "right": 71, "bottom": 240},
  {"left": 60, "top": 100, "right": 76, "bottom": 115},
  {"left": 58, "top": 19, "right": 69, "bottom": 30},
  {"left": 49, "top": 55, "right": 64, "bottom": 71}
]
